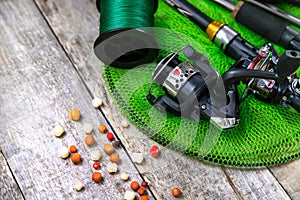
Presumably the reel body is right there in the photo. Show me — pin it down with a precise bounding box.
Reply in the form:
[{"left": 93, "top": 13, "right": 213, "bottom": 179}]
[{"left": 147, "top": 46, "right": 240, "bottom": 129}]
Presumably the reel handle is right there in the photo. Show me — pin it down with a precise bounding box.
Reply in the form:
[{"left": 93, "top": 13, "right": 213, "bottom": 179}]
[{"left": 276, "top": 50, "right": 300, "bottom": 81}]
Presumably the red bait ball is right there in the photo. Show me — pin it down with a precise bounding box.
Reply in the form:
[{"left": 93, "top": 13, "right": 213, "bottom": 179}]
[
  {"left": 93, "top": 162, "right": 101, "bottom": 169},
  {"left": 107, "top": 132, "right": 114, "bottom": 141},
  {"left": 149, "top": 145, "right": 159, "bottom": 157},
  {"left": 141, "top": 181, "right": 148, "bottom": 187}
]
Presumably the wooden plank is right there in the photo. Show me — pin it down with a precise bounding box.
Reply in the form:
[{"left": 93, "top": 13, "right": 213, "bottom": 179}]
[
  {"left": 270, "top": 160, "right": 300, "bottom": 200},
  {"left": 33, "top": 0, "right": 293, "bottom": 199},
  {"left": 0, "top": 0, "right": 149, "bottom": 199},
  {"left": 224, "top": 167, "right": 291, "bottom": 200},
  {"left": 0, "top": 151, "right": 24, "bottom": 200}
]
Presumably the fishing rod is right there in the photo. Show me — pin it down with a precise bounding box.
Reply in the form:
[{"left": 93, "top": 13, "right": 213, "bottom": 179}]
[
  {"left": 146, "top": 0, "right": 300, "bottom": 129},
  {"left": 258, "top": 0, "right": 300, "bottom": 6},
  {"left": 213, "top": 0, "right": 300, "bottom": 28},
  {"left": 244, "top": 0, "right": 300, "bottom": 27},
  {"left": 212, "top": 0, "right": 300, "bottom": 52},
  {"left": 162, "top": 0, "right": 259, "bottom": 61}
]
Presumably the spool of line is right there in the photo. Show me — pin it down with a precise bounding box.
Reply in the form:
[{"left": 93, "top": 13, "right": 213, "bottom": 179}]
[{"left": 93, "top": 0, "right": 159, "bottom": 68}]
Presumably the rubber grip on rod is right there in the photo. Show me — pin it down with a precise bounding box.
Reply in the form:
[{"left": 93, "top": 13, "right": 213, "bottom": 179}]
[{"left": 233, "top": 1, "right": 288, "bottom": 43}]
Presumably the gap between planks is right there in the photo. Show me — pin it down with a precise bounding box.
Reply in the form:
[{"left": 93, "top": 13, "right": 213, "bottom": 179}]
[{"left": 0, "top": 150, "right": 25, "bottom": 200}]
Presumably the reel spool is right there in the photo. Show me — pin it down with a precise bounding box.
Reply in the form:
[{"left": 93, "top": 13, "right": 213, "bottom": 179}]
[{"left": 94, "top": 0, "right": 159, "bottom": 68}]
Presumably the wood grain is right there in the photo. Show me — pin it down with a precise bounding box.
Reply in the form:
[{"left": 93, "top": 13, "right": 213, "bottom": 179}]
[
  {"left": 0, "top": 0, "right": 150, "bottom": 199},
  {"left": 32, "top": 0, "right": 296, "bottom": 199},
  {"left": 271, "top": 160, "right": 300, "bottom": 200},
  {"left": 224, "top": 167, "right": 290, "bottom": 200},
  {"left": 0, "top": 151, "right": 24, "bottom": 200}
]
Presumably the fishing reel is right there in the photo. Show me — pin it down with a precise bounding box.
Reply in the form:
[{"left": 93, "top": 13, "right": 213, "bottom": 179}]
[
  {"left": 147, "top": 44, "right": 300, "bottom": 129},
  {"left": 232, "top": 43, "right": 300, "bottom": 110},
  {"left": 146, "top": 46, "right": 240, "bottom": 129}
]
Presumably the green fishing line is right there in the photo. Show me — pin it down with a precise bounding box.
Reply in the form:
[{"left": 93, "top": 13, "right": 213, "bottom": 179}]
[
  {"left": 99, "top": 0, "right": 155, "bottom": 34},
  {"left": 94, "top": 0, "right": 159, "bottom": 68}
]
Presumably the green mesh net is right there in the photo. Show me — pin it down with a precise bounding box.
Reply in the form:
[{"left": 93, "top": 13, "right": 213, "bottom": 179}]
[{"left": 102, "top": 0, "right": 300, "bottom": 167}]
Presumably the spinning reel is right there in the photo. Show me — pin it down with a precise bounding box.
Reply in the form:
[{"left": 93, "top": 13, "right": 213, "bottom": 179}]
[{"left": 147, "top": 44, "right": 300, "bottom": 129}]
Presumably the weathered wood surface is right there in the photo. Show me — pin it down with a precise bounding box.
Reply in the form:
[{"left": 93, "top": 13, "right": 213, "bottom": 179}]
[
  {"left": 0, "top": 0, "right": 298, "bottom": 199},
  {"left": 271, "top": 160, "right": 300, "bottom": 200},
  {"left": 32, "top": 0, "right": 297, "bottom": 200},
  {"left": 0, "top": 0, "right": 152, "bottom": 199},
  {"left": 0, "top": 151, "right": 24, "bottom": 199}
]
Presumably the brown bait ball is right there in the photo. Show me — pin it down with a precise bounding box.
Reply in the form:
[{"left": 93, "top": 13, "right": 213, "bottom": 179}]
[
  {"left": 98, "top": 124, "right": 107, "bottom": 133},
  {"left": 85, "top": 135, "right": 95, "bottom": 146},
  {"left": 140, "top": 196, "right": 148, "bottom": 200},
  {"left": 112, "top": 140, "right": 121, "bottom": 147},
  {"left": 70, "top": 109, "right": 80, "bottom": 121},
  {"left": 103, "top": 144, "right": 115, "bottom": 155},
  {"left": 130, "top": 181, "right": 140, "bottom": 191},
  {"left": 92, "top": 172, "right": 102, "bottom": 183},
  {"left": 137, "top": 187, "right": 146, "bottom": 196},
  {"left": 71, "top": 153, "right": 81, "bottom": 164},
  {"left": 110, "top": 153, "right": 120, "bottom": 163},
  {"left": 69, "top": 145, "right": 77, "bottom": 153}
]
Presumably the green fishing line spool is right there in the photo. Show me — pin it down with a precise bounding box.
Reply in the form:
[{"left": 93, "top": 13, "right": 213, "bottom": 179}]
[{"left": 94, "top": 0, "right": 159, "bottom": 68}]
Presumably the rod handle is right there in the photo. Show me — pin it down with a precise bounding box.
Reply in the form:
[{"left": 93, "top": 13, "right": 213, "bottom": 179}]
[{"left": 233, "top": 1, "right": 287, "bottom": 43}]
